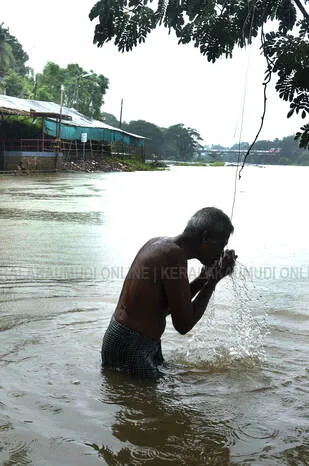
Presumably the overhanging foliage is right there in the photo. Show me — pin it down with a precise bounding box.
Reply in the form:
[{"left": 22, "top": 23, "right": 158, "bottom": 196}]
[{"left": 90, "top": 0, "right": 309, "bottom": 149}]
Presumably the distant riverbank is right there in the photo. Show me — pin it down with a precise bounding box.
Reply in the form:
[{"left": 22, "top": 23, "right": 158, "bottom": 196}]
[
  {"left": 0, "top": 158, "right": 229, "bottom": 176},
  {"left": 172, "top": 160, "right": 225, "bottom": 167}
]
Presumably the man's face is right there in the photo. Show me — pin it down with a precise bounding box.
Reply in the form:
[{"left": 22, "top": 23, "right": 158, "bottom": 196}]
[{"left": 199, "top": 235, "right": 230, "bottom": 266}]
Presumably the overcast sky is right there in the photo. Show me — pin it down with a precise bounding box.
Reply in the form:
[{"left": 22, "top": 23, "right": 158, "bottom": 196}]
[{"left": 2, "top": 0, "right": 304, "bottom": 145}]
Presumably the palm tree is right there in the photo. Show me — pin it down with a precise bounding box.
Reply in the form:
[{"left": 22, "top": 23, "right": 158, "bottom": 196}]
[{"left": 0, "top": 24, "right": 16, "bottom": 89}]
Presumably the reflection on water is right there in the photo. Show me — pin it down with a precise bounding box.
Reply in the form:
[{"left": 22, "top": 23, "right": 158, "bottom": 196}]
[
  {"left": 90, "top": 370, "right": 231, "bottom": 465},
  {"left": 1, "top": 167, "right": 309, "bottom": 465},
  {"left": 0, "top": 441, "right": 31, "bottom": 466}
]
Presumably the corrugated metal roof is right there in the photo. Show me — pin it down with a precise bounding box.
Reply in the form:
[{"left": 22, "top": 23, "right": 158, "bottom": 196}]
[
  {"left": 0, "top": 94, "right": 145, "bottom": 140},
  {"left": 0, "top": 94, "right": 71, "bottom": 119}
]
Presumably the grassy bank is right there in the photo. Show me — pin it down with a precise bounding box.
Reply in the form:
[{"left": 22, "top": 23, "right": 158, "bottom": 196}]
[{"left": 173, "top": 161, "right": 225, "bottom": 167}]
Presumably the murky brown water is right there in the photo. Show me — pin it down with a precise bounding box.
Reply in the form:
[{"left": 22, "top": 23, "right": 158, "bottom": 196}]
[{"left": 1, "top": 166, "right": 309, "bottom": 465}]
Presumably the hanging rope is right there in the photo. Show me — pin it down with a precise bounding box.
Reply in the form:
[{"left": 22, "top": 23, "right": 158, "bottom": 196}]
[
  {"left": 230, "top": 0, "right": 257, "bottom": 219},
  {"left": 230, "top": 53, "right": 250, "bottom": 221},
  {"left": 230, "top": 8, "right": 276, "bottom": 218},
  {"left": 238, "top": 25, "right": 273, "bottom": 179}
]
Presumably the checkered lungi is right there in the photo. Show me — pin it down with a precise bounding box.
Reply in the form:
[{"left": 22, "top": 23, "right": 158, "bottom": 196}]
[{"left": 101, "top": 315, "right": 164, "bottom": 379}]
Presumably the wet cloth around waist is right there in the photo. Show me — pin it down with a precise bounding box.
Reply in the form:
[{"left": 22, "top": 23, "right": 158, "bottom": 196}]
[{"left": 101, "top": 315, "right": 164, "bottom": 379}]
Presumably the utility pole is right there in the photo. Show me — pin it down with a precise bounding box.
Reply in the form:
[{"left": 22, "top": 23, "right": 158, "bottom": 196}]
[
  {"left": 56, "top": 85, "right": 64, "bottom": 140},
  {"left": 119, "top": 98, "right": 123, "bottom": 129},
  {"left": 55, "top": 85, "right": 64, "bottom": 170}
]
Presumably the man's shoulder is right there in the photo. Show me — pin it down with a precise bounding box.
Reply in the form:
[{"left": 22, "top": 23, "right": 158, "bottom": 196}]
[
  {"left": 143, "top": 237, "right": 186, "bottom": 264},
  {"left": 144, "top": 236, "right": 178, "bottom": 250}
]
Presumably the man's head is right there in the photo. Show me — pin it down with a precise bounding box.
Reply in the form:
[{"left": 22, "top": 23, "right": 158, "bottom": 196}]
[{"left": 183, "top": 207, "right": 234, "bottom": 265}]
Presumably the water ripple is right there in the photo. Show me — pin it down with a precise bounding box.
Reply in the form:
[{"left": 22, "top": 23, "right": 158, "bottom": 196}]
[{"left": 0, "top": 208, "right": 104, "bottom": 224}]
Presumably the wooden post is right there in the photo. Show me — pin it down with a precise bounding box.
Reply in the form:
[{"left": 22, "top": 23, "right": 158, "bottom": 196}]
[
  {"left": 41, "top": 118, "right": 45, "bottom": 152},
  {"left": 119, "top": 98, "right": 123, "bottom": 129},
  {"left": 68, "top": 141, "right": 72, "bottom": 161},
  {"left": 0, "top": 113, "right": 3, "bottom": 171}
]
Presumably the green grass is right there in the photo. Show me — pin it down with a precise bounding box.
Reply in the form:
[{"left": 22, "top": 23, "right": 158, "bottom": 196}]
[
  {"left": 113, "top": 156, "right": 167, "bottom": 171},
  {"left": 173, "top": 161, "right": 207, "bottom": 166},
  {"left": 173, "top": 160, "right": 225, "bottom": 167},
  {"left": 208, "top": 161, "right": 225, "bottom": 166}
]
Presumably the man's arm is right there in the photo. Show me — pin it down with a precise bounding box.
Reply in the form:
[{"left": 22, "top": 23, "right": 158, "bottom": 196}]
[
  {"left": 189, "top": 264, "right": 216, "bottom": 298},
  {"left": 162, "top": 250, "right": 216, "bottom": 334},
  {"left": 189, "top": 278, "right": 218, "bottom": 327},
  {"left": 189, "top": 273, "right": 208, "bottom": 298},
  {"left": 165, "top": 273, "right": 218, "bottom": 334},
  {"left": 164, "top": 249, "right": 237, "bottom": 334},
  {"left": 189, "top": 250, "right": 238, "bottom": 327}
]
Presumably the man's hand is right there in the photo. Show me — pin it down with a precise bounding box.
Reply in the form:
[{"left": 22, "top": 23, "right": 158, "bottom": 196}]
[
  {"left": 215, "top": 249, "right": 237, "bottom": 280},
  {"left": 203, "top": 249, "right": 237, "bottom": 282}
]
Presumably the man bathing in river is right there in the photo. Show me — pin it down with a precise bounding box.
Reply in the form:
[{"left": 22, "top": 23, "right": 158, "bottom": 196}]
[{"left": 101, "top": 207, "right": 237, "bottom": 379}]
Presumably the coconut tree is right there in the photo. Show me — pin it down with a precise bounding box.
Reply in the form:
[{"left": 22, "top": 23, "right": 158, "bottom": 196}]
[{"left": 0, "top": 24, "right": 15, "bottom": 78}]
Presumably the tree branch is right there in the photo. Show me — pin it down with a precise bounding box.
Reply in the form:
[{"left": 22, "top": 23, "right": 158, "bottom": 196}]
[
  {"left": 293, "top": 0, "right": 309, "bottom": 20},
  {"left": 238, "top": 27, "right": 272, "bottom": 178}
]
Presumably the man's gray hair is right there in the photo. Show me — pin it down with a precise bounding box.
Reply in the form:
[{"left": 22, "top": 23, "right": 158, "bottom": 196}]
[{"left": 183, "top": 207, "right": 234, "bottom": 241}]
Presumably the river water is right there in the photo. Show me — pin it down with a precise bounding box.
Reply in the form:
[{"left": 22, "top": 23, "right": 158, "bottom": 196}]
[{"left": 0, "top": 165, "right": 308, "bottom": 465}]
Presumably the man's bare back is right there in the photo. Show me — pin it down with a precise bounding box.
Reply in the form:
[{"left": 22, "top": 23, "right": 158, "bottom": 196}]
[{"left": 115, "top": 237, "right": 187, "bottom": 340}]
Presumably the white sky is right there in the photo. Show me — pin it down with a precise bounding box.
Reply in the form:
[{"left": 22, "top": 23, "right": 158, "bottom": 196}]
[{"left": 2, "top": 0, "right": 305, "bottom": 145}]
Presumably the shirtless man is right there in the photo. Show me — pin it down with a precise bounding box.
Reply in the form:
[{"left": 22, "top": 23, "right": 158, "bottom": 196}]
[{"left": 101, "top": 207, "right": 237, "bottom": 379}]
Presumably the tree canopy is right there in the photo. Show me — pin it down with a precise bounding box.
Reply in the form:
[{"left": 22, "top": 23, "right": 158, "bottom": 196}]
[
  {"left": 89, "top": 0, "right": 309, "bottom": 149},
  {"left": 101, "top": 111, "right": 121, "bottom": 127},
  {"left": 123, "top": 120, "right": 165, "bottom": 157},
  {"left": 0, "top": 23, "right": 31, "bottom": 97},
  {"left": 0, "top": 23, "right": 29, "bottom": 77},
  {"left": 123, "top": 119, "right": 203, "bottom": 160},
  {"left": 162, "top": 124, "right": 203, "bottom": 160},
  {"left": 224, "top": 135, "right": 309, "bottom": 165},
  {"left": 0, "top": 24, "right": 109, "bottom": 119},
  {"left": 105, "top": 113, "right": 203, "bottom": 160},
  {"left": 35, "top": 62, "right": 109, "bottom": 119}
]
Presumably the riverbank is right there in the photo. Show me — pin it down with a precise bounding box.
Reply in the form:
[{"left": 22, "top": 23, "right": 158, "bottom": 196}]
[
  {"left": 173, "top": 160, "right": 225, "bottom": 167},
  {"left": 62, "top": 157, "right": 167, "bottom": 173}
]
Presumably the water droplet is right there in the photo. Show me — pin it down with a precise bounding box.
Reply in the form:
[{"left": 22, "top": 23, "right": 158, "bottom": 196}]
[{"left": 71, "top": 380, "right": 80, "bottom": 385}]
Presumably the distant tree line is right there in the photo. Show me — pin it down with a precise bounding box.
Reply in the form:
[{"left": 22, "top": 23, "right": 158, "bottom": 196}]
[
  {"left": 205, "top": 137, "right": 309, "bottom": 166},
  {"left": 1, "top": 22, "right": 308, "bottom": 165},
  {"left": 103, "top": 113, "right": 203, "bottom": 161},
  {"left": 103, "top": 113, "right": 309, "bottom": 165},
  {"left": 116, "top": 118, "right": 203, "bottom": 161}
]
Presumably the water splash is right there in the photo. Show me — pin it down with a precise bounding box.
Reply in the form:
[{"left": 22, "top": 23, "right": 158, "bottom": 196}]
[
  {"left": 228, "top": 263, "right": 269, "bottom": 360},
  {"left": 182, "top": 262, "right": 269, "bottom": 369}
]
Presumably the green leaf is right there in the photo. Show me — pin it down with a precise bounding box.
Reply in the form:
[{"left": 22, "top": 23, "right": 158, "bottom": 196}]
[{"left": 287, "top": 108, "right": 294, "bottom": 118}]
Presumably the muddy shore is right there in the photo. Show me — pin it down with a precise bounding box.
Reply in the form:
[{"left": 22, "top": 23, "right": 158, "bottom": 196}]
[
  {"left": 62, "top": 158, "right": 166, "bottom": 172},
  {"left": 62, "top": 159, "right": 133, "bottom": 172}
]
